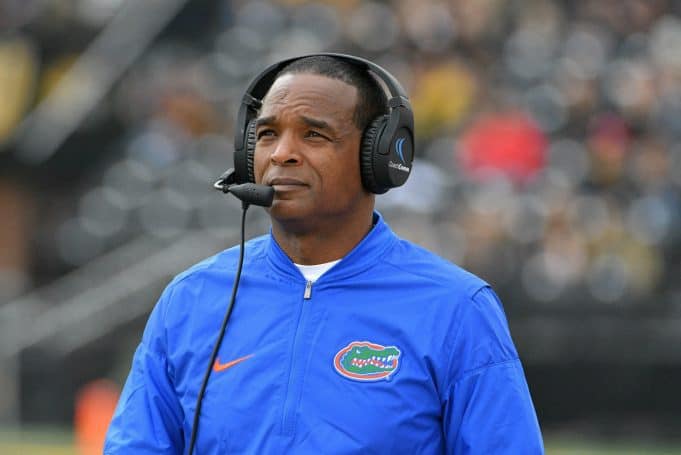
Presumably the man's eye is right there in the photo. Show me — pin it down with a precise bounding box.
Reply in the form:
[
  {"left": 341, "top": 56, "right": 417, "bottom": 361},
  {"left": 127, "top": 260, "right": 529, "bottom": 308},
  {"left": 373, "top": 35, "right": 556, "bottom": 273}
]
[
  {"left": 257, "top": 130, "right": 276, "bottom": 140},
  {"left": 306, "top": 131, "right": 326, "bottom": 139}
]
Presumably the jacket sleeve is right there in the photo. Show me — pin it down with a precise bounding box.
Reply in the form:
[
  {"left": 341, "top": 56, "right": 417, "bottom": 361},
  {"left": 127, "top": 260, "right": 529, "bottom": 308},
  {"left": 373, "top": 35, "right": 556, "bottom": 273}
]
[
  {"left": 442, "top": 286, "right": 544, "bottom": 454},
  {"left": 104, "top": 287, "right": 185, "bottom": 454}
]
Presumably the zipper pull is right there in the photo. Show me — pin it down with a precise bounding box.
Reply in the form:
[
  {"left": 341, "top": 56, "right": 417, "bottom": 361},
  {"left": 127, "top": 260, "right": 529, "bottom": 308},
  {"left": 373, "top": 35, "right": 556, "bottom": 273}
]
[{"left": 304, "top": 280, "right": 313, "bottom": 299}]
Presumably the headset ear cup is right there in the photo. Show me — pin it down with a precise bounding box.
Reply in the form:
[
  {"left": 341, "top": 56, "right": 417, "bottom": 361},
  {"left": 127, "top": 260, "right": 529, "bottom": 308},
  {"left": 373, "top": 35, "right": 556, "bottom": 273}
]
[
  {"left": 245, "top": 119, "right": 257, "bottom": 183},
  {"left": 360, "top": 116, "right": 388, "bottom": 194}
]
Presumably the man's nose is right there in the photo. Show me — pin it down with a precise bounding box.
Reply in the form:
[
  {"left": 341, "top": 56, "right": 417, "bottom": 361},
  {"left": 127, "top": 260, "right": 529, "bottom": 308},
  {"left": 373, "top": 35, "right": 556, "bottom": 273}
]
[{"left": 269, "top": 133, "right": 300, "bottom": 165}]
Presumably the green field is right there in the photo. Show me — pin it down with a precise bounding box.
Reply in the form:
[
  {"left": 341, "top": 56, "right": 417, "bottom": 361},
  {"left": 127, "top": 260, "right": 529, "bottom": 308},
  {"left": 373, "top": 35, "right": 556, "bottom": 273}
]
[{"left": 1, "top": 427, "right": 680, "bottom": 454}]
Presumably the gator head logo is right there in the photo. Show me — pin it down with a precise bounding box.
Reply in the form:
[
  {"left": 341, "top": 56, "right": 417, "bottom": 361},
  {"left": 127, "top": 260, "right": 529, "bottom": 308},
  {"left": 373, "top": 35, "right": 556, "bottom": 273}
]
[{"left": 334, "top": 341, "right": 401, "bottom": 382}]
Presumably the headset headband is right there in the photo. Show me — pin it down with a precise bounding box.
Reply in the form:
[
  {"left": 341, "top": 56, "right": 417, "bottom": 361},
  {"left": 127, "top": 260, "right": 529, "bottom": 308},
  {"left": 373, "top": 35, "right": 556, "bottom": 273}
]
[{"left": 246, "top": 53, "right": 408, "bottom": 100}]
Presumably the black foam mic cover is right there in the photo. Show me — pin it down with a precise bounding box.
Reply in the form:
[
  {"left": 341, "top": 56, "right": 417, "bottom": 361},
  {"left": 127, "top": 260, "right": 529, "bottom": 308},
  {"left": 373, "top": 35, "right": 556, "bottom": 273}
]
[{"left": 228, "top": 183, "right": 274, "bottom": 207}]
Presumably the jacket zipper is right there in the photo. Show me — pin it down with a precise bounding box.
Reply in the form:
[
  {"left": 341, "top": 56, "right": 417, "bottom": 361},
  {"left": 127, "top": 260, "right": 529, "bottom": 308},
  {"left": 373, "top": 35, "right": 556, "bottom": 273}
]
[
  {"left": 303, "top": 280, "right": 312, "bottom": 299},
  {"left": 281, "top": 280, "right": 314, "bottom": 436}
]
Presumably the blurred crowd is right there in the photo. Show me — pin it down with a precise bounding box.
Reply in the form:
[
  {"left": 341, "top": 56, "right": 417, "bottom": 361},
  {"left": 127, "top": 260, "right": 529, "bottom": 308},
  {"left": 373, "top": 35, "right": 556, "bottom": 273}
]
[{"left": 1, "top": 0, "right": 680, "bottom": 313}]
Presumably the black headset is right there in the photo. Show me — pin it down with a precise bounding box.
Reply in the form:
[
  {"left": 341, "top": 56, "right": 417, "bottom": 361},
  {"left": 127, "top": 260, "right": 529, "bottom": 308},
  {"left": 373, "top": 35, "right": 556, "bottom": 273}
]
[{"left": 232, "top": 53, "right": 415, "bottom": 194}]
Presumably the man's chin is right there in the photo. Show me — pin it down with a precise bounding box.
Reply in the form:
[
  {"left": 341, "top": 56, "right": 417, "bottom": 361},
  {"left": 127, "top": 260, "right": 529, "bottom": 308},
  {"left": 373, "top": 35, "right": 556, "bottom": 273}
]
[{"left": 267, "top": 199, "right": 310, "bottom": 221}]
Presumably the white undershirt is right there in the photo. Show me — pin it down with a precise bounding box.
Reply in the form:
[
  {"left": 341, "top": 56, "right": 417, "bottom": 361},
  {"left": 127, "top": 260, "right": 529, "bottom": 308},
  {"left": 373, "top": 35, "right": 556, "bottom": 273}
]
[{"left": 294, "top": 259, "right": 341, "bottom": 283}]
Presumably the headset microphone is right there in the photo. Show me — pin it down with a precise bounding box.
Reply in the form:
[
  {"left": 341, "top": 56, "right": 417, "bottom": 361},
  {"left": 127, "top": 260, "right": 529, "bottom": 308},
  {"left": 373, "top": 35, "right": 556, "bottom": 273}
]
[{"left": 213, "top": 168, "right": 274, "bottom": 208}]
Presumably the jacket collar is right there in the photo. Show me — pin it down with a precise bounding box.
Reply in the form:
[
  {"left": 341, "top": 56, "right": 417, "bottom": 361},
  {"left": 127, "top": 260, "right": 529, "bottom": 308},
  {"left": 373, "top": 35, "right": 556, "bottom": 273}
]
[{"left": 265, "top": 211, "right": 397, "bottom": 282}]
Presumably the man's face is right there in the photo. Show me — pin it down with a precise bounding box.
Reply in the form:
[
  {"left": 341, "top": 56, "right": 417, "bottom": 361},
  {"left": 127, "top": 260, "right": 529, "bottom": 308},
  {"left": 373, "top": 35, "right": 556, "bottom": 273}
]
[{"left": 253, "top": 73, "right": 371, "bottom": 229}]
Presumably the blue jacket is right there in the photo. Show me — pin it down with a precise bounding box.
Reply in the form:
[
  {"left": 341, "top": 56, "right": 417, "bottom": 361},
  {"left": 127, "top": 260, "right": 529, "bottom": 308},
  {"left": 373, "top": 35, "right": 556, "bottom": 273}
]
[{"left": 105, "top": 213, "right": 543, "bottom": 454}]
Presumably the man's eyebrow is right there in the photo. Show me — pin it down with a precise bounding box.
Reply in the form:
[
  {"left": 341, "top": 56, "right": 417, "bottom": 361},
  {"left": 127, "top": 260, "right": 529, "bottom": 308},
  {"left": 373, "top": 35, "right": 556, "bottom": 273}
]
[
  {"left": 255, "top": 116, "right": 276, "bottom": 127},
  {"left": 301, "top": 116, "right": 331, "bottom": 130},
  {"left": 255, "top": 115, "right": 334, "bottom": 131}
]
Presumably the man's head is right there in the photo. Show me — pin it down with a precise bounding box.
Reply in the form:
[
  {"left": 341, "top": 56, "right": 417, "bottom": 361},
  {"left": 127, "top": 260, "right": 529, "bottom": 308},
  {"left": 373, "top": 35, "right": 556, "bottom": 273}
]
[
  {"left": 278, "top": 56, "right": 388, "bottom": 133},
  {"left": 252, "top": 56, "right": 388, "bottom": 233}
]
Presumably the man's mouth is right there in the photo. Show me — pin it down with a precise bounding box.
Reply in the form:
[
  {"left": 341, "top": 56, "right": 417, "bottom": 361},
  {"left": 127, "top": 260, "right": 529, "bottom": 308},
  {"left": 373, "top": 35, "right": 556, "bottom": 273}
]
[{"left": 268, "top": 178, "right": 307, "bottom": 192}]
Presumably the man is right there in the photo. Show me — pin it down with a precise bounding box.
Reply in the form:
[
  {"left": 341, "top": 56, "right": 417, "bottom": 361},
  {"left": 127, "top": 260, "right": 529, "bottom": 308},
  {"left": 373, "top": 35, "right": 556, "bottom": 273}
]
[{"left": 105, "top": 55, "right": 543, "bottom": 453}]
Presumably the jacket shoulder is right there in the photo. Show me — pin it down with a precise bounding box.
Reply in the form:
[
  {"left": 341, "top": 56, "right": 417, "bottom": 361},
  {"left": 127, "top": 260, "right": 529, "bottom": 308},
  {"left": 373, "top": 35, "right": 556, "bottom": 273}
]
[
  {"left": 384, "top": 237, "right": 488, "bottom": 298},
  {"left": 168, "top": 234, "right": 269, "bottom": 289}
]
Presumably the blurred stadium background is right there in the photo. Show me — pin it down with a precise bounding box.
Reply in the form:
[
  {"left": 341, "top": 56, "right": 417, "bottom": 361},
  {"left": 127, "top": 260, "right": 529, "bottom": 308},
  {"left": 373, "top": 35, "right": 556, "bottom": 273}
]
[{"left": 1, "top": 0, "right": 680, "bottom": 453}]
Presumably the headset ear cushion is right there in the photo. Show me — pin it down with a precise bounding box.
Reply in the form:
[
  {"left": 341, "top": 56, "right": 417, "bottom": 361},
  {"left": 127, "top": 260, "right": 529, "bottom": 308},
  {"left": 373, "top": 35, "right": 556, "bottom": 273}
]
[
  {"left": 245, "top": 119, "right": 257, "bottom": 183},
  {"left": 360, "top": 116, "right": 389, "bottom": 194}
]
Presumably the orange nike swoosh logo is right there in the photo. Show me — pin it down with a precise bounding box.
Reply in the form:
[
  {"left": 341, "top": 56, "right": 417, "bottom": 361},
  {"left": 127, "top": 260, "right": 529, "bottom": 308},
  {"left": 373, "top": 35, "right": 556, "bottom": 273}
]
[{"left": 213, "top": 354, "right": 254, "bottom": 372}]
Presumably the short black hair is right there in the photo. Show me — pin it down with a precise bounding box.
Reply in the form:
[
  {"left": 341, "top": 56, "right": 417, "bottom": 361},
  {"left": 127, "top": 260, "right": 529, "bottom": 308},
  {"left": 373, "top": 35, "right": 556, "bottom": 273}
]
[{"left": 276, "top": 55, "right": 389, "bottom": 131}]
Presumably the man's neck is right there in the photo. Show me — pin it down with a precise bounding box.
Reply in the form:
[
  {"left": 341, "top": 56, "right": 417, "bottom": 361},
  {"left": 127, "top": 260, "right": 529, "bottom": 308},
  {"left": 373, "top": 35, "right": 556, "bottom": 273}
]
[{"left": 271, "top": 212, "right": 374, "bottom": 265}]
